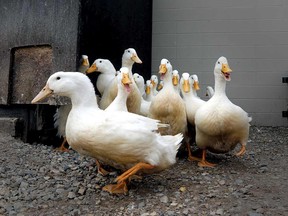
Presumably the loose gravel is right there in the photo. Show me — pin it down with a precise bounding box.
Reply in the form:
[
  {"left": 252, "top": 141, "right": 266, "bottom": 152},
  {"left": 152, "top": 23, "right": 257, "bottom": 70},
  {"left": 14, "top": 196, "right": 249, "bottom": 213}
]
[{"left": 0, "top": 126, "right": 287, "bottom": 216}]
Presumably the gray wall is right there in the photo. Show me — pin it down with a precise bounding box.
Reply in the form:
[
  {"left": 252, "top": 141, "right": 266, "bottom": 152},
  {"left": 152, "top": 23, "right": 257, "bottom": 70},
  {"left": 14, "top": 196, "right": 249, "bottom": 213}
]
[{"left": 152, "top": 0, "right": 288, "bottom": 126}]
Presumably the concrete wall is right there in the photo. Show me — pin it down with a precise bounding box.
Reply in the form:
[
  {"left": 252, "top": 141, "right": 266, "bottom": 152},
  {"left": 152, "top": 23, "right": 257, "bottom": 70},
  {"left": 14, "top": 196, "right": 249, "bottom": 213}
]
[{"left": 152, "top": 0, "right": 288, "bottom": 126}]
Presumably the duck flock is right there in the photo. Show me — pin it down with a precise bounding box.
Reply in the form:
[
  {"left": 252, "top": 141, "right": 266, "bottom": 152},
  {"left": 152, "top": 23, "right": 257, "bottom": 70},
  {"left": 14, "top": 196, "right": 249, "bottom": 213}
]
[{"left": 31, "top": 48, "right": 252, "bottom": 194}]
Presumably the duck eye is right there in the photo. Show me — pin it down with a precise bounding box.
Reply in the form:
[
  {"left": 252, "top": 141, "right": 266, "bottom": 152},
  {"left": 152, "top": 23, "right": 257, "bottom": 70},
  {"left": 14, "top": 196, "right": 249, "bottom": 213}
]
[
  {"left": 218, "top": 61, "right": 220, "bottom": 64},
  {"left": 56, "top": 77, "right": 61, "bottom": 80},
  {"left": 99, "top": 60, "right": 102, "bottom": 63}
]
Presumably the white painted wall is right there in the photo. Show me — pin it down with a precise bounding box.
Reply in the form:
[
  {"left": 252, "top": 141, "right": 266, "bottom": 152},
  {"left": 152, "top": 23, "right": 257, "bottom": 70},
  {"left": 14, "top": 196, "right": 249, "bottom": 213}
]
[{"left": 152, "top": 0, "right": 288, "bottom": 126}]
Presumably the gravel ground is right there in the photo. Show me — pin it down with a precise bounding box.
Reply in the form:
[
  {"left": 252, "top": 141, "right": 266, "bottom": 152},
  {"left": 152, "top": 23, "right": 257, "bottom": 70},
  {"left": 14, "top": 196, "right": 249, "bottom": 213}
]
[{"left": 0, "top": 126, "right": 287, "bottom": 216}]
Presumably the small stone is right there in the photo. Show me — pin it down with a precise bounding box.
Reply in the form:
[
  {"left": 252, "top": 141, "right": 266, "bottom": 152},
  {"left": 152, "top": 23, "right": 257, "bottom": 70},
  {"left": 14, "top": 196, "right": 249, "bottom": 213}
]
[
  {"left": 219, "top": 180, "right": 225, "bottom": 185},
  {"left": 160, "top": 195, "right": 169, "bottom": 203},
  {"left": 78, "top": 187, "right": 86, "bottom": 195},
  {"left": 216, "top": 208, "right": 224, "bottom": 215},
  {"left": 138, "top": 201, "right": 145, "bottom": 208},
  {"left": 67, "top": 192, "right": 76, "bottom": 199}
]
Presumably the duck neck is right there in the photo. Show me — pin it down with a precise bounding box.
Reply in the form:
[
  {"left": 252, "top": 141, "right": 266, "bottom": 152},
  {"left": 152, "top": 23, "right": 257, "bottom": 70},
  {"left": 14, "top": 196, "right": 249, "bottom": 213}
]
[
  {"left": 114, "top": 86, "right": 129, "bottom": 110},
  {"left": 162, "top": 71, "right": 173, "bottom": 90},
  {"left": 70, "top": 88, "right": 99, "bottom": 110},
  {"left": 122, "top": 59, "right": 134, "bottom": 72},
  {"left": 214, "top": 75, "right": 227, "bottom": 97}
]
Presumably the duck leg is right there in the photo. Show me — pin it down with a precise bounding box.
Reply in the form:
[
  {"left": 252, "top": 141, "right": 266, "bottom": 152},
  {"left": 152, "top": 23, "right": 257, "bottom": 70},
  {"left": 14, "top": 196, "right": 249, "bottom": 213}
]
[
  {"left": 235, "top": 144, "right": 246, "bottom": 157},
  {"left": 102, "top": 162, "right": 154, "bottom": 194},
  {"left": 186, "top": 142, "right": 202, "bottom": 162},
  {"left": 116, "top": 162, "right": 155, "bottom": 183},
  {"left": 95, "top": 159, "right": 110, "bottom": 176},
  {"left": 198, "top": 149, "right": 216, "bottom": 167},
  {"left": 56, "top": 137, "right": 69, "bottom": 152}
]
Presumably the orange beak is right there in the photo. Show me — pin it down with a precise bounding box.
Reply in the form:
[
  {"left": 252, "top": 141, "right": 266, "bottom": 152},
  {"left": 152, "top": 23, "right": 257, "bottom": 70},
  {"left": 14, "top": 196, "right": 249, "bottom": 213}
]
[
  {"left": 31, "top": 84, "right": 53, "bottom": 103},
  {"left": 86, "top": 63, "right": 98, "bottom": 74},
  {"left": 183, "top": 80, "right": 190, "bottom": 93}
]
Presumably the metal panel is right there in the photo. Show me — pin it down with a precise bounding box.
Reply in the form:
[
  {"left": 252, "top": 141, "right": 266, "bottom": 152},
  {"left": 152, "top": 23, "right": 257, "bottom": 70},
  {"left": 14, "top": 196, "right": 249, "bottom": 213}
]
[{"left": 10, "top": 45, "right": 52, "bottom": 104}]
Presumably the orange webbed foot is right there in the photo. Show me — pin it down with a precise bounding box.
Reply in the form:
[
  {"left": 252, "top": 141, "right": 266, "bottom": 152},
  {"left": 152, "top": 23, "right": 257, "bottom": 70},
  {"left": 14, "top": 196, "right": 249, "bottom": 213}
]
[
  {"left": 197, "top": 149, "right": 216, "bottom": 168},
  {"left": 235, "top": 145, "right": 246, "bottom": 157},
  {"left": 102, "top": 181, "right": 128, "bottom": 195}
]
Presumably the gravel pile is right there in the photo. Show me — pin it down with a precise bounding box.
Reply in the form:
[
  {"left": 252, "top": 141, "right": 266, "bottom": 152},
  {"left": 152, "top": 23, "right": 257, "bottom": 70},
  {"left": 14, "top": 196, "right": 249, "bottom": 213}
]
[{"left": 0, "top": 126, "right": 287, "bottom": 216}]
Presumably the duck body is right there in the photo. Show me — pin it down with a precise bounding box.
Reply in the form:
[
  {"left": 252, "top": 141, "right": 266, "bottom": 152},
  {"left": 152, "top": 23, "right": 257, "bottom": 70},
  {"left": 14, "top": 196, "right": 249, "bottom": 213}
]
[
  {"left": 195, "top": 56, "right": 251, "bottom": 155},
  {"left": 195, "top": 94, "right": 250, "bottom": 153},
  {"left": 149, "top": 59, "right": 187, "bottom": 136}
]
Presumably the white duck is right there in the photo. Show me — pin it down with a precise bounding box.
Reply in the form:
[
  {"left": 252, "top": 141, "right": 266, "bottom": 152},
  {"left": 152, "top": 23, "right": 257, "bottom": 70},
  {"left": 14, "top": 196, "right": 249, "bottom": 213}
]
[
  {"left": 105, "top": 67, "right": 132, "bottom": 112},
  {"left": 53, "top": 55, "right": 90, "bottom": 152},
  {"left": 99, "top": 48, "right": 142, "bottom": 114},
  {"left": 133, "top": 73, "right": 145, "bottom": 98},
  {"left": 180, "top": 73, "right": 206, "bottom": 160},
  {"left": 149, "top": 59, "right": 187, "bottom": 137},
  {"left": 139, "top": 80, "right": 153, "bottom": 116},
  {"left": 86, "top": 58, "right": 116, "bottom": 96},
  {"left": 150, "top": 75, "right": 159, "bottom": 96},
  {"left": 172, "top": 70, "right": 180, "bottom": 94},
  {"left": 206, "top": 86, "right": 214, "bottom": 98},
  {"left": 32, "top": 71, "right": 183, "bottom": 194},
  {"left": 194, "top": 56, "right": 252, "bottom": 167}
]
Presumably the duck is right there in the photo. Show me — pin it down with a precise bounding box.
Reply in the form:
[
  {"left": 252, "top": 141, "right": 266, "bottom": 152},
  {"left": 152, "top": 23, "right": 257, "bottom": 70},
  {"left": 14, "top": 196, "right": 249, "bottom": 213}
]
[
  {"left": 150, "top": 75, "right": 159, "bottom": 96},
  {"left": 32, "top": 71, "right": 183, "bottom": 194},
  {"left": 206, "top": 86, "right": 214, "bottom": 98},
  {"left": 149, "top": 59, "right": 187, "bottom": 137},
  {"left": 105, "top": 67, "right": 132, "bottom": 112},
  {"left": 194, "top": 56, "right": 252, "bottom": 167},
  {"left": 180, "top": 73, "right": 206, "bottom": 160},
  {"left": 144, "top": 80, "right": 155, "bottom": 102},
  {"left": 86, "top": 58, "right": 117, "bottom": 96},
  {"left": 53, "top": 55, "right": 90, "bottom": 152},
  {"left": 133, "top": 73, "right": 145, "bottom": 98},
  {"left": 172, "top": 70, "right": 180, "bottom": 94},
  {"left": 139, "top": 80, "right": 153, "bottom": 116},
  {"left": 99, "top": 48, "right": 142, "bottom": 114}
]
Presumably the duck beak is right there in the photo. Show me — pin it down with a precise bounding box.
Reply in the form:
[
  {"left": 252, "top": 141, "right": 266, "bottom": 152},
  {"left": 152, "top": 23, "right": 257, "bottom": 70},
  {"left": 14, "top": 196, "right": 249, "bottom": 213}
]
[
  {"left": 221, "top": 64, "right": 232, "bottom": 73},
  {"left": 157, "top": 84, "right": 163, "bottom": 90},
  {"left": 31, "top": 84, "right": 53, "bottom": 104},
  {"left": 122, "top": 73, "right": 132, "bottom": 85},
  {"left": 193, "top": 81, "right": 200, "bottom": 90},
  {"left": 131, "top": 54, "right": 142, "bottom": 64},
  {"left": 86, "top": 63, "right": 98, "bottom": 74},
  {"left": 183, "top": 80, "right": 190, "bottom": 93},
  {"left": 172, "top": 76, "right": 179, "bottom": 86},
  {"left": 145, "top": 85, "right": 151, "bottom": 95},
  {"left": 83, "top": 58, "right": 89, "bottom": 67},
  {"left": 151, "top": 80, "right": 156, "bottom": 87},
  {"left": 159, "top": 64, "right": 167, "bottom": 74}
]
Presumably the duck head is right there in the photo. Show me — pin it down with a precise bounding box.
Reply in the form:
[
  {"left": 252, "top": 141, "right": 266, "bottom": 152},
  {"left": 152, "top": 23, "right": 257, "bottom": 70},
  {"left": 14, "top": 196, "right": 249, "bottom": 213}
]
[
  {"left": 119, "top": 67, "right": 132, "bottom": 93},
  {"left": 214, "top": 56, "right": 232, "bottom": 81},
  {"left": 31, "top": 72, "right": 93, "bottom": 103},
  {"left": 180, "top": 73, "right": 191, "bottom": 93},
  {"left": 159, "top": 59, "right": 172, "bottom": 81},
  {"left": 123, "top": 48, "right": 142, "bottom": 64},
  {"left": 150, "top": 75, "right": 158, "bottom": 88},
  {"left": 190, "top": 74, "right": 200, "bottom": 91},
  {"left": 172, "top": 70, "right": 180, "bottom": 87}
]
